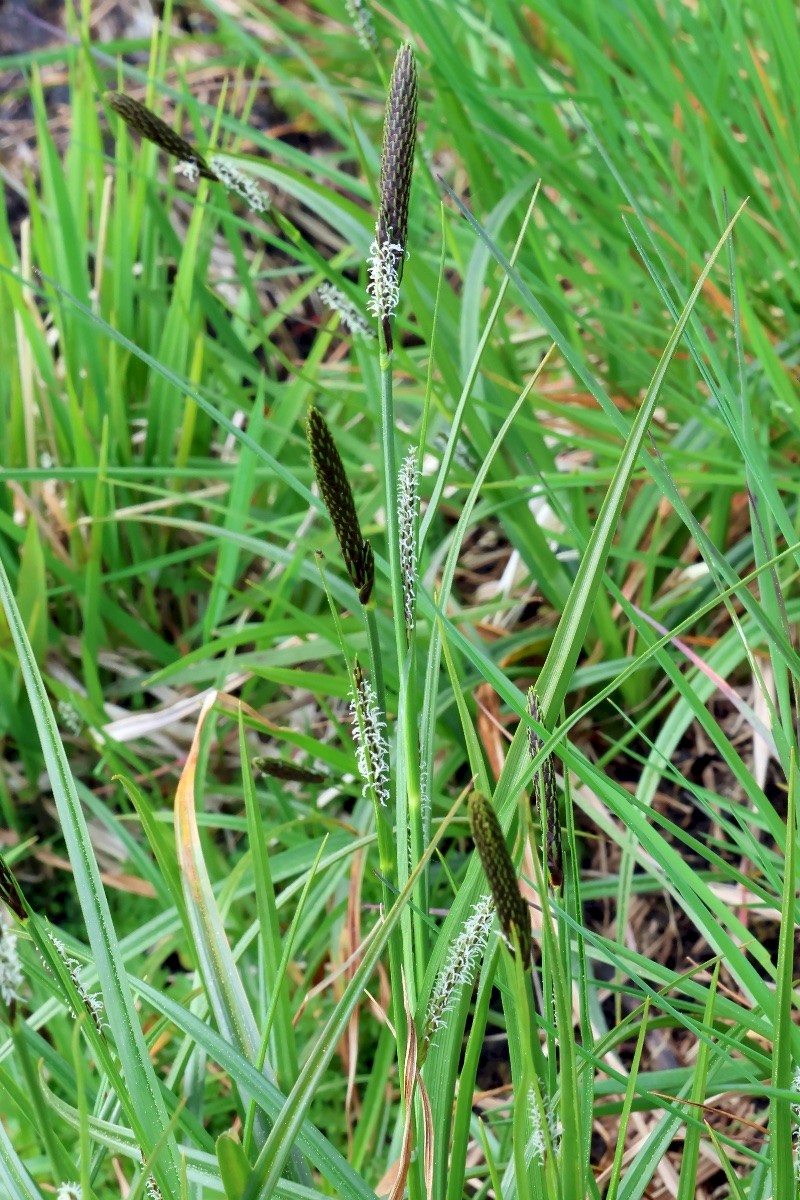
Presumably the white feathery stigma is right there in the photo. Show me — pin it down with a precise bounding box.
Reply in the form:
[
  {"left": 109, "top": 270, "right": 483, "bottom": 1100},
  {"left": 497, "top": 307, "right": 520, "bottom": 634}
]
[
  {"left": 526, "top": 1085, "right": 547, "bottom": 1166},
  {"left": 424, "top": 894, "right": 494, "bottom": 1046},
  {"left": 318, "top": 283, "right": 375, "bottom": 338},
  {"left": 58, "top": 699, "right": 83, "bottom": 736},
  {"left": 345, "top": 0, "right": 377, "bottom": 50},
  {"left": 525, "top": 1084, "right": 561, "bottom": 1167},
  {"left": 350, "top": 671, "right": 390, "bottom": 807},
  {"left": 208, "top": 156, "right": 271, "bottom": 214},
  {"left": 398, "top": 449, "right": 419, "bottom": 630},
  {"left": 420, "top": 758, "right": 431, "bottom": 844},
  {"left": 46, "top": 931, "right": 106, "bottom": 1032},
  {"left": 0, "top": 920, "right": 23, "bottom": 1006},
  {"left": 367, "top": 236, "right": 403, "bottom": 319},
  {"left": 174, "top": 160, "right": 200, "bottom": 182}
]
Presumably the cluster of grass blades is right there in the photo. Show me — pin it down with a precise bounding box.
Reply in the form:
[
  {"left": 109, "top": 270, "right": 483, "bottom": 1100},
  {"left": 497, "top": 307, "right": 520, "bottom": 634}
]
[{"left": 0, "top": 0, "right": 799, "bottom": 1197}]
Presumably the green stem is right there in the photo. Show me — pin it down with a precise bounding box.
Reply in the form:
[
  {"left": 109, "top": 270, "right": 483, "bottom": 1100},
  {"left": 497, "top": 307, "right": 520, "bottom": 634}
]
[
  {"left": 360, "top": 606, "right": 407, "bottom": 1074},
  {"left": 402, "top": 644, "right": 428, "bottom": 985},
  {"left": 364, "top": 605, "right": 386, "bottom": 723},
  {"left": 507, "top": 948, "right": 559, "bottom": 1200},
  {"left": 378, "top": 332, "right": 409, "bottom": 676},
  {"left": 13, "top": 1019, "right": 76, "bottom": 1183},
  {"left": 376, "top": 321, "right": 419, "bottom": 1157}
]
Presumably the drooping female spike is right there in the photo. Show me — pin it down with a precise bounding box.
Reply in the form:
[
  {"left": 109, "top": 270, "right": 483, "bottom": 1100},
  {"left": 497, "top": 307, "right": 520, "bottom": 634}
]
[
  {"left": 528, "top": 688, "right": 562, "bottom": 888},
  {"left": 307, "top": 407, "right": 374, "bottom": 604},
  {"left": 468, "top": 792, "right": 531, "bottom": 966},
  {"left": 105, "top": 92, "right": 218, "bottom": 180}
]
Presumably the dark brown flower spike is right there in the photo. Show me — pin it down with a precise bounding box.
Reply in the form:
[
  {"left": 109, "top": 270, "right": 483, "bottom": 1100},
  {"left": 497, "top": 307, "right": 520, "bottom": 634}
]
[
  {"left": 367, "top": 43, "right": 418, "bottom": 346},
  {"left": 528, "top": 688, "right": 562, "bottom": 888},
  {"left": 252, "top": 757, "right": 326, "bottom": 784},
  {"left": 105, "top": 92, "right": 218, "bottom": 181},
  {"left": 307, "top": 406, "right": 375, "bottom": 604},
  {"left": 378, "top": 43, "right": 417, "bottom": 266},
  {"left": 468, "top": 791, "right": 531, "bottom": 966}
]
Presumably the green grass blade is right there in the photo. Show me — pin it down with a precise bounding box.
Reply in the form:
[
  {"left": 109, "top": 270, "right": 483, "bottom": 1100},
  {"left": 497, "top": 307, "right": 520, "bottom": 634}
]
[
  {"left": 770, "top": 751, "right": 797, "bottom": 1196},
  {"left": 0, "top": 561, "right": 183, "bottom": 1194},
  {"left": 536, "top": 201, "right": 747, "bottom": 725}
]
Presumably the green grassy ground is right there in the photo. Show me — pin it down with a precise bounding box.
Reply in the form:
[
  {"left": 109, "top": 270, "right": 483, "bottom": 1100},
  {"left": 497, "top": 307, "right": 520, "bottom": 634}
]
[{"left": 0, "top": 1, "right": 798, "bottom": 1197}]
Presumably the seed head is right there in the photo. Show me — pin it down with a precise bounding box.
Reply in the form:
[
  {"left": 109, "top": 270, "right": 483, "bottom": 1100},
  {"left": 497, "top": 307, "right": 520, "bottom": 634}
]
[
  {"left": 105, "top": 92, "right": 218, "bottom": 181},
  {"left": 528, "top": 688, "right": 562, "bottom": 888},
  {"left": 468, "top": 791, "right": 530, "bottom": 965},
  {"left": 307, "top": 406, "right": 374, "bottom": 604}
]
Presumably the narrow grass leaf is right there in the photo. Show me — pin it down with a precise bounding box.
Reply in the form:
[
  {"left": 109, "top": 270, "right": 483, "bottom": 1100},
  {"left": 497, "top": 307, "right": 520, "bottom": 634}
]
[
  {"left": 536, "top": 203, "right": 747, "bottom": 725},
  {"left": 606, "top": 1000, "right": 650, "bottom": 1200},
  {"left": 217, "top": 1132, "right": 252, "bottom": 1200},
  {"left": 240, "top": 798, "right": 463, "bottom": 1200},
  {"left": 676, "top": 964, "right": 720, "bottom": 1200},
  {"left": 239, "top": 714, "right": 299, "bottom": 1092},
  {"left": 0, "top": 557, "right": 183, "bottom": 1194},
  {"left": 0, "top": 1119, "right": 42, "bottom": 1200},
  {"left": 770, "top": 751, "right": 797, "bottom": 1196}
]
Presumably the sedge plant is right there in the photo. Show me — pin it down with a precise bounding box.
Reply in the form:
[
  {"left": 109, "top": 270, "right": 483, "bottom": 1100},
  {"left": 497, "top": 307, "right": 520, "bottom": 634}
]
[{"left": 1, "top": 4, "right": 800, "bottom": 1200}]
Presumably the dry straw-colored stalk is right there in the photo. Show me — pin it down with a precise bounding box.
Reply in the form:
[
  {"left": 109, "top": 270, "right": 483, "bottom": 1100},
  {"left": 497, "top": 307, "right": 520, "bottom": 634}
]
[
  {"left": 528, "top": 688, "right": 562, "bottom": 888},
  {"left": 307, "top": 406, "right": 374, "bottom": 604},
  {"left": 105, "top": 92, "right": 218, "bottom": 180},
  {"left": 468, "top": 791, "right": 531, "bottom": 965}
]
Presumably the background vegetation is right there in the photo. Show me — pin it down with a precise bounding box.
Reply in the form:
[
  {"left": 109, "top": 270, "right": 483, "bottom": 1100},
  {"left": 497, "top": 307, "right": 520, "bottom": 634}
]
[{"left": 0, "top": 1, "right": 798, "bottom": 1197}]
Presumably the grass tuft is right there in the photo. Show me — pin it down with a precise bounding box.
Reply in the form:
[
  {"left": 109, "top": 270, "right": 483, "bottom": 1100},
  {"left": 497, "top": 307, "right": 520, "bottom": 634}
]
[{"left": 0, "top": 3, "right": 799, "bottom": 1196}]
